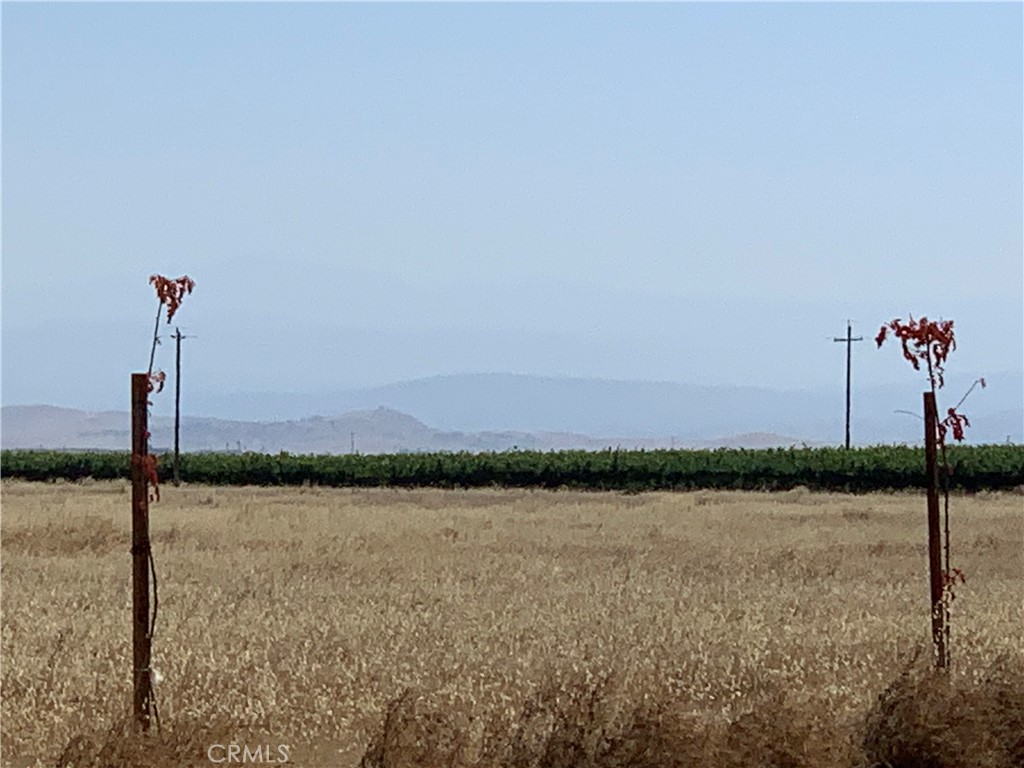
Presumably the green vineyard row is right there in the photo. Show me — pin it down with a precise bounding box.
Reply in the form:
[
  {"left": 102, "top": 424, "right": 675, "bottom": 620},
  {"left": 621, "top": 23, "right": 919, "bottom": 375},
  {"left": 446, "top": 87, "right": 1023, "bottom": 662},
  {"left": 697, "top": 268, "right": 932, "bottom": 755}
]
[{"left": 2, "top": 445, "right": 1023, "bottom": 492}]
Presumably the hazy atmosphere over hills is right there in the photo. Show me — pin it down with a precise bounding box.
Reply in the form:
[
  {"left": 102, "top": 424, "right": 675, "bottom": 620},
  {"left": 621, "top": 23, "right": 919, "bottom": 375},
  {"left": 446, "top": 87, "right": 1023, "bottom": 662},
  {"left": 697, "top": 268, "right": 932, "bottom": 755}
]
[
  {"left": 3, "top": 372, "right": 1021, "bottom": 453},
  {"left": 2, "top": 4, "right": 1021, "bottom": 454}
]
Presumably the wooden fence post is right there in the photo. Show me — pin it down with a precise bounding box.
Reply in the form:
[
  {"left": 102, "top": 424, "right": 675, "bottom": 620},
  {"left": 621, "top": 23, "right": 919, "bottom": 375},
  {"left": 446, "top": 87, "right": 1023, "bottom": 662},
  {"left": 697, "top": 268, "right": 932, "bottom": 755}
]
[
  {"left": 131, "top": 373, "right": 153, "bottom": 730},
  {"left": 923, "top": 391, "right": 947, "bottom": 668}
]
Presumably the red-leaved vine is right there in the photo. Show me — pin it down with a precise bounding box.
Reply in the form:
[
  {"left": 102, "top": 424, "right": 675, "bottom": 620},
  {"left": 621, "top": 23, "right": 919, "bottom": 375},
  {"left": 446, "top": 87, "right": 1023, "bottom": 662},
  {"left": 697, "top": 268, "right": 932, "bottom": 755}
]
[
  {"left": 135, "top": 274, "right": 194, "bottom": 734},
  {"left": 147, "top": 275, "right": 195, "bottom": 381},
  {"left": 876, "top": 317, "right": 985, "bottom": 622},
  {"left": 141, "top": 275, "right": 195, "bottom": 501}
]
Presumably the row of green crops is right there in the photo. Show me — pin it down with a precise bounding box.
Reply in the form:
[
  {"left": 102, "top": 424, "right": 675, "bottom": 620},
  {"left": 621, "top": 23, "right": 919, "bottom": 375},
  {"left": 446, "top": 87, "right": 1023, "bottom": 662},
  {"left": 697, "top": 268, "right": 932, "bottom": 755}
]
[{"left": 3, "top": 445, "right": 1023, "bottom": 492}]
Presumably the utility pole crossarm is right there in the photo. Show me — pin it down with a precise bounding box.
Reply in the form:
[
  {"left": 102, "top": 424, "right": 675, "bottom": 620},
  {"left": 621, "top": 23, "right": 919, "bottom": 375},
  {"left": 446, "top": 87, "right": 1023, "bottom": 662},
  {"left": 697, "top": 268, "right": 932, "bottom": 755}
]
[{"left": 833, "top": 321, "right": 864, "bottom": 450}]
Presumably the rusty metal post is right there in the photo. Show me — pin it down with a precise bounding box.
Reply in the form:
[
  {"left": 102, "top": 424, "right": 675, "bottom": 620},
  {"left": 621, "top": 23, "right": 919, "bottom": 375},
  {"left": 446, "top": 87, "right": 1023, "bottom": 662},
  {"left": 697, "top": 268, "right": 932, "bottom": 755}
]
[
  {"left": 923, "top": 391, "right": 947, "bottom": 668},
  {"left": 131, "top": 373, "right": 153, "bottom": 730}
]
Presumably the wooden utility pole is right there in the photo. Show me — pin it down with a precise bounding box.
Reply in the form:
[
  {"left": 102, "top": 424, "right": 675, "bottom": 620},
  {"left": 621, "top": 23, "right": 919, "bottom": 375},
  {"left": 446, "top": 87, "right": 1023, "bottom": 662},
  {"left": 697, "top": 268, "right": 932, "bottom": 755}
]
[
  {"left": 923, "top": 391, "right": 947, "bottom": 668},
  {"left": 130, "top": 373, "right": 153, "bottom": 731},
  {"left": 172, "top": 328, "right": 194, "bottom": 487},
  {"left": 173, "top": 329, "right": 182, "bottom": 486},
  {"left": 833, "top": 321, "right": 863, "bottom": 449}
]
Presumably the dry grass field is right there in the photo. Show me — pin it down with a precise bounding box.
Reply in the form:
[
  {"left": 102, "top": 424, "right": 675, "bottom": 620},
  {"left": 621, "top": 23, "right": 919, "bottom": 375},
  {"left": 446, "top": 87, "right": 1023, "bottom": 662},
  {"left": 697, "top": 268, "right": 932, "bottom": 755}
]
[{"left": 1, "top": 480, "right": 1021, "bottom": 767}]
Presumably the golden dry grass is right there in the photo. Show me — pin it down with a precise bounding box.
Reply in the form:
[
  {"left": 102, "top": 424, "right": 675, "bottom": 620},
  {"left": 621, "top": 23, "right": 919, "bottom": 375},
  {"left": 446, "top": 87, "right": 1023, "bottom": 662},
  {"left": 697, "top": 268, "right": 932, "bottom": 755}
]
[{"left": 1, "top": 480, "right": 1021, "bottom": 767}]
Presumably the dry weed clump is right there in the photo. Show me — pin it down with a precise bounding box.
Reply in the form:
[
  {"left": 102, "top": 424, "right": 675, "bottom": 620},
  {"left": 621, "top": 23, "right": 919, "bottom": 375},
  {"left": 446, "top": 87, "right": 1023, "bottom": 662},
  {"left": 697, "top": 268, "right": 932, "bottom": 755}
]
[
  {"left": 859, "top": 653, "right": 1024, "bottom": 768},
  {"left": 356, "top": 674, "right": 852, "bottom": 768},
  {"left": 358, "top": 659, "right": 1024, "bottom": 768},
  {"left": 54, "top": 713, "right": 236, "bottom": 768},
  {"left": 1, "top": 481, "right": 1021, "bottom": 768},
  {"left": 358, "top": 674, "right": 710, "bottom": 768}
]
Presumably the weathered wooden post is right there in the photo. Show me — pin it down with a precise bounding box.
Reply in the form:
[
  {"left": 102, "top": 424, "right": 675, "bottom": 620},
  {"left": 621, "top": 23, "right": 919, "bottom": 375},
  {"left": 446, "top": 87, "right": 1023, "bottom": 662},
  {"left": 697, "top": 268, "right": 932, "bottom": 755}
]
[
  {"left": 173, "top": 328, "right": 182, "bottom": 487},
  {"left": 833, "top": 321, "right": 863, "bottom": 449},
  {"left": 923, "top": 391, "right": 946, "bottom": 668},
  {"left": 131, "top": 373, "right": 153, "bottom": 730}
]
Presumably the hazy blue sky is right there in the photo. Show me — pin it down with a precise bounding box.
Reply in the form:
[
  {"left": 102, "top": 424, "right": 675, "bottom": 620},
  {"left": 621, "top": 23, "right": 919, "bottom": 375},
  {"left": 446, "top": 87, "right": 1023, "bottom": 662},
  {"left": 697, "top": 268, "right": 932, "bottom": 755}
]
[{"left": 3, "top": 3, "right": 1021, "bottom": 415}]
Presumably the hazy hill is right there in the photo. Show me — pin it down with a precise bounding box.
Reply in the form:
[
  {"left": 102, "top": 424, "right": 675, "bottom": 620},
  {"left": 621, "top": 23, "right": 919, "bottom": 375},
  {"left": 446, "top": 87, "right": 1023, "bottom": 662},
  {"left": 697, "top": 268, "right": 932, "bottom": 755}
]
[
  {"left": 0, "top": 404, "right": 819, "bottom": 454},
  {"left": 4, "top": 372, "right": 1020, "bottom": 452},
  {"left": 182, "top": 371, "right": 1023, "bottom": 446}
]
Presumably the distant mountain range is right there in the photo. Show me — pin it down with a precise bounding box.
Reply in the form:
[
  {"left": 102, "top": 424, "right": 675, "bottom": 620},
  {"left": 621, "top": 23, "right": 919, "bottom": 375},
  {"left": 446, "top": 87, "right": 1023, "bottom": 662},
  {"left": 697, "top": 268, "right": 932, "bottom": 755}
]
[
  {"left": 0, "top": 404, "right": 817, "bottom": 454},
  {"left": 182, "top": 371, "right": 1023, "bottom": 445},
  {"left": 2, "top": 372, "right": 1021, "bottom": 452}
]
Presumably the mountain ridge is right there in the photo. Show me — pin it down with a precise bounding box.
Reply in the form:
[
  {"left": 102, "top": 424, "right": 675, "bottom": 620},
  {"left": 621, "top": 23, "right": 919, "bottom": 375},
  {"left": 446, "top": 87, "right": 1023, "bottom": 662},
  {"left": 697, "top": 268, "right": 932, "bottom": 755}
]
[
  {"left": 1, "top": 403, "right": 824, "bottom": 454},
  {"left": 3, "top": 371, "right": 1020, "bottom": 450},
  {"left": 178, "top": 371, "right": 1022, "bottom": 444}
]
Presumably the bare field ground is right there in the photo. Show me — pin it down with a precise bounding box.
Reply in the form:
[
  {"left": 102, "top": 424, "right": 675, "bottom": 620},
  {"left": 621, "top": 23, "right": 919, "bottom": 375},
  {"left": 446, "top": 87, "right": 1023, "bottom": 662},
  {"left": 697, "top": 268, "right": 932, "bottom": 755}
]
[{"left": 1, "top": 480, "right": 1021, "bottom": 767}]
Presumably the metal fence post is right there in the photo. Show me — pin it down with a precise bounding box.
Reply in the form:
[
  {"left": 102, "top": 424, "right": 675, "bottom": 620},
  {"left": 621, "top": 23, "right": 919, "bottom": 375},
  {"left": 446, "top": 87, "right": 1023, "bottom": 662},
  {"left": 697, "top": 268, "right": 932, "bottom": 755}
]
[
  {"left": 923, "top": 391, "right": 947, "bottom": 668},
  {"left": 131, "top": 373, "right": 153, "bottom": 729}
]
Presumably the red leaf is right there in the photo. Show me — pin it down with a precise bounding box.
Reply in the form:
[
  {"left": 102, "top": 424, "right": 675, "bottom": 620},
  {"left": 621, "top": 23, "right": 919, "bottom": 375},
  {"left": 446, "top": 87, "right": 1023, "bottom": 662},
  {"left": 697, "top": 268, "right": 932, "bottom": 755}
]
[
  {"left": 878, "top": 315, "right": 957, "bottom": 391},
  {"left": 150, "top": 274, "right": 196, "bottom": 324},
  {"left": 940, "top": 408, "right": 970, "bottom": 443},
  {"left": 147, "top": 370, "right": 166, "bottom": 394},
  {"left": 131, "top": 453, "right": 161, "bottom": 502}
]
